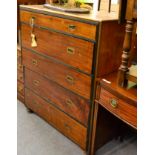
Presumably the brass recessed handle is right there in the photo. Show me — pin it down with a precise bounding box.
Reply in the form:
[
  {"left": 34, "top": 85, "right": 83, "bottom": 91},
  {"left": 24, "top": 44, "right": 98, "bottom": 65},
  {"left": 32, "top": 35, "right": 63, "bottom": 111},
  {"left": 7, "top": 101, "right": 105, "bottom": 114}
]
[
  {"left": 33, "top": 80, "right": 40, "bottom": 86},
  {"left": 68, "top": 25, "right": 76, "bottom": 31},
  {"left": 66, "top": 75, "right": 74, "bottom": 84},
  {"left": 109, "top": 98, "right": 118, "bottom": 108},
  {"left": 65, "top": 99, "right": 73, "bottom": 107},
  {"left": 67, "top": 47, "right": 75, "bottom": 55},
  {"left": 64, "top": 123, "right": 71, "bottom": 131},
  {"left": 32, "top": 59, "right": 38, "bottom": 66}
]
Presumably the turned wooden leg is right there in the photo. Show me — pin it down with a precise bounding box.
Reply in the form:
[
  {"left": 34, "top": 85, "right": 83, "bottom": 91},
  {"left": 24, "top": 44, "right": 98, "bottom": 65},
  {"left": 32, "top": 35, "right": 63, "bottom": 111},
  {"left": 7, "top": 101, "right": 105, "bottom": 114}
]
[{"left": 118, "top": 20, "right": 133, "bottom": 87}]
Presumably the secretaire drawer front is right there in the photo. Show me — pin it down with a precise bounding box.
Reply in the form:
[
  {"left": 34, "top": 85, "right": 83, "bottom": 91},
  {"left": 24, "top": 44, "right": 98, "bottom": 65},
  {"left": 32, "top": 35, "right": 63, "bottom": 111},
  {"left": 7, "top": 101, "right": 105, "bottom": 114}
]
[
  {"left": 23, "top": 49, "right": 91, "bottom": 99},
  {"left": 20, "top": 10, "right": 96, "bottom": 40},
  {"left": 99, "top": 88, "right": 137, "bottom": 128},
  {"left": 25, "top": 89, "right": 87, "bottom": 150},
  {"left": 25, "top": 68, "right": 90, "bottom": 126},
  {"left": 21, "top": 24, "right": 94, "bottom": 74}
]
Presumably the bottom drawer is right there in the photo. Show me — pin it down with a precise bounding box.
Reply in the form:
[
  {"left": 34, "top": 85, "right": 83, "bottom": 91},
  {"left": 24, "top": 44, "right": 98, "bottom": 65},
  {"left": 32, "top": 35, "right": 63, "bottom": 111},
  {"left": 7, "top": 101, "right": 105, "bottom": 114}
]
[
  {"left": 99, "top": 88, "right": 137, "bottom": 128},
  {"left": 25, "top": 88, "right": 87, "bottom": 150}
]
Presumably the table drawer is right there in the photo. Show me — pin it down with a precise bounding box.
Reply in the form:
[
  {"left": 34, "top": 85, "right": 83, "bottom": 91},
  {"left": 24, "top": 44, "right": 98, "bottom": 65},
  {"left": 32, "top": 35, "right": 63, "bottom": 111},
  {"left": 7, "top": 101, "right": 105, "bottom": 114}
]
[
  {"left": 25, "top": 68, "right": 90, "bottom": 126},
  {"left": 17, "top": 81, "right": 24, "bottom": 96},
  {"left": 99, "top": 88, "right": 137, "bottom": 128},
  {"left": 20, "top": 10, "right": 96, "bottom": 40},
  {"left": 23, "top": 49, "right": 91, "bottom": 99},
  {"left": 17, "top": 70, "right": 24, "bottom": 83},
  {"left": 25, "top": 89, "right": 87, "bottom": 150},
  {"left": 21, "top": 24, "right": 94, "bottom": 74}
]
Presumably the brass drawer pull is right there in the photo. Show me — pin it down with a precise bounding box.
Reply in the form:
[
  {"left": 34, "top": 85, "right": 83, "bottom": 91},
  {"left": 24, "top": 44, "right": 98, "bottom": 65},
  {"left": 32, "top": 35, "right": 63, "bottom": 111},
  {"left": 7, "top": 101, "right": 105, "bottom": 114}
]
[
  {"left": 66, "top": 75, "right": 74, "bottom": 84},
  {"left": 33, "top": 80, "right": 40, "bottom": 86},
  {"left": 109, "top": 98, "right": 118, "bottom": 108},
  {"left": 68, "top": 25, "right": 76, "bottom": 31},
  {"left": 67, "top": 47, "right": 75, "bottom": 55},
  {"left": 32, "top": 59, "right": 38, "bottom": 66},
  {"left": 65, "top": 99, "right": 73, "bottom": 107},
  {"left": 64, "top": 123, "right": 71, "bottom": 131}
]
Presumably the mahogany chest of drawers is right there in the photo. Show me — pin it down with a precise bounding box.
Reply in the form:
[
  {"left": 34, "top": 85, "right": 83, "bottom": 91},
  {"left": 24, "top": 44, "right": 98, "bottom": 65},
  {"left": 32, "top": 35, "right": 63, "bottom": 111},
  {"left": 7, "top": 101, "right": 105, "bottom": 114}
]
[{"left": 19, "top": 5, "right": 125, "bottom": 151}]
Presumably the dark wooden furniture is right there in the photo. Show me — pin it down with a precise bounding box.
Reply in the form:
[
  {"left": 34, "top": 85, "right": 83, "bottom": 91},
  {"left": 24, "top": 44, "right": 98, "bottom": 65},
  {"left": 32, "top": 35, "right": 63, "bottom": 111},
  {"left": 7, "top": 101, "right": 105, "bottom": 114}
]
[
  {"left": 17, "top": 0, "right": 45, "bottom": 103},
  {"left": 19, "top": 5, "right": 125, "bottom": 152},
  {"left": 90, "top": 72, "right": 137, "bottom": 155},
  {"left": 118, "top": 0, "right": 137, "bottom": 87}
]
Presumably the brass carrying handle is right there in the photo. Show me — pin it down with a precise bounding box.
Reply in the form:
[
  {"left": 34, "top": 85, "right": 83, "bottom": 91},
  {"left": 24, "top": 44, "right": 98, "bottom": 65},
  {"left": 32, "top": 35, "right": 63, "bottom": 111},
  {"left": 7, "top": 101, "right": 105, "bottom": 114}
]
[
  {"left": 68, "top": 25, "right": 76, "bottom": 31},
  {"left": 65, "top": 99, "right": 73, "bottom": 107},
  {"left": 66, "top": 75, "right": 74, "bottom": 84},
  {"left": 67, "top": 47, "right": 75, "bottom": 55},
  {"left": 109, "top": 98, "right": 118, "bottom": 108},
  {"left": 33, "top": 80, "right": 40, "bottom": 86},
  {"left": 32, "top": 59, "right": 38, "bottom": 66}
]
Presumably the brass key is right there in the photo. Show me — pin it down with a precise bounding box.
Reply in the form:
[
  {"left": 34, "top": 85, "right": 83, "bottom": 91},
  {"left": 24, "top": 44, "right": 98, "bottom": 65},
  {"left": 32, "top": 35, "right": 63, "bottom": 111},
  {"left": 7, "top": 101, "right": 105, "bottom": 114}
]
[{"left": 30, "top": 17, "right": 37, "bottom": 47}]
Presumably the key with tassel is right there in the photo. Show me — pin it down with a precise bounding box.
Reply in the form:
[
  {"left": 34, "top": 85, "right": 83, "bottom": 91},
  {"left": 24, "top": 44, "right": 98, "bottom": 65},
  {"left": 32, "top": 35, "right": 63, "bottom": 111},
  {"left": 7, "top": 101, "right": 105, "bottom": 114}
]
[{"left": 30, "top": 17, "right": 37, "bottom": 47}]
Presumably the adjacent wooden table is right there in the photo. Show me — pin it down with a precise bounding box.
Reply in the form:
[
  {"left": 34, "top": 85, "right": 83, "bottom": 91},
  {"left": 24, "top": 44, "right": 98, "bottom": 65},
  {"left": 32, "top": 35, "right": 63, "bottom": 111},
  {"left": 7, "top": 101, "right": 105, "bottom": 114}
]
[{"left": 90, "top": 72, "right": 137, "bottom": 155}]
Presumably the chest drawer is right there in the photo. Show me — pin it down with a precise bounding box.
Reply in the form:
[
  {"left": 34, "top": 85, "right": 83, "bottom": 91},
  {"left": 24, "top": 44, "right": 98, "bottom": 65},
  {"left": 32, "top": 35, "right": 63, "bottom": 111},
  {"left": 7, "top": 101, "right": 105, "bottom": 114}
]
[
  {"left": 25, "top": 68, "right": 90, "bottom": 126},
  {"left": 25, "top": 89, "right": 87, "bottom": 150},
  {"left": 23, "top": 48, "right": 91, "bottom": 99},
  {"left": 20, "top": 10, "right": 96, "bottom": 41},
  {"left": 99, "top": 88, "right": 137, "bottom": 128},
  {"left": 21, "top": 24, "right": 94, "bottom": 74}
]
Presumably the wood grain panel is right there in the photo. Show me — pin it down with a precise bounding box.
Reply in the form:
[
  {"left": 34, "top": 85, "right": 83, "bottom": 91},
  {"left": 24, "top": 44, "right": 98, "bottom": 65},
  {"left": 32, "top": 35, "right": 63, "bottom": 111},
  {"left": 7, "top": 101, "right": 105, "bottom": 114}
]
[
  {"left": 25, "top": 89, "right": 87, "bottom": 150},
  {"left": 20, "top": 10, "right": 96, "bottom": 40},
  {"left": 99, "top": 88, "right": 137, "bottom": 128},
  {"left": 25, "top": 68, "right": 90, "bottom": 126},
  {"left": 22, "top": 48, "right": 91, "bottom": 99},
  {"left": 97, "top": 21, "right": 125, "bottom": 77},
  {"left": 21, "top": 24, "right": 94, "bottom": 74}
]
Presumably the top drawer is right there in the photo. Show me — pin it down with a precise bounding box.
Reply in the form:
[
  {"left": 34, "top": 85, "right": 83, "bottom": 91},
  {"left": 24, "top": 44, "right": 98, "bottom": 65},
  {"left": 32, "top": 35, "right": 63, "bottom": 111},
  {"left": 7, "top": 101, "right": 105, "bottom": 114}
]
[{"left": 20, "top": 10, "right": 97, "bottom": 41}]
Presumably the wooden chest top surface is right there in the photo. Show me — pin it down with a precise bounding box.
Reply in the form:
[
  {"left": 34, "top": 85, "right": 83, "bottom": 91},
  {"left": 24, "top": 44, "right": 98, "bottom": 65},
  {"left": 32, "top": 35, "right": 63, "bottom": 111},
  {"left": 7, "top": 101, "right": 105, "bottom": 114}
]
[{"left": 20, "top": 5, "right": 119, "bottom": 23}]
